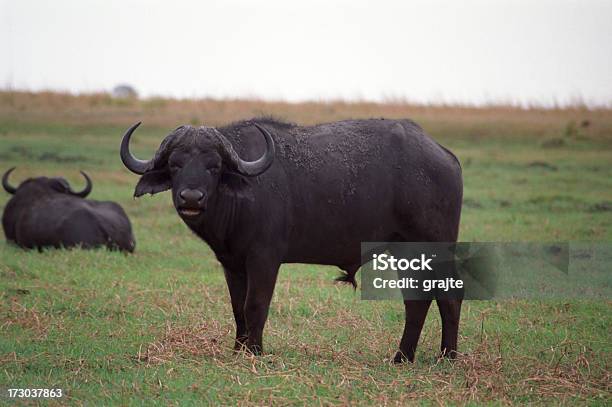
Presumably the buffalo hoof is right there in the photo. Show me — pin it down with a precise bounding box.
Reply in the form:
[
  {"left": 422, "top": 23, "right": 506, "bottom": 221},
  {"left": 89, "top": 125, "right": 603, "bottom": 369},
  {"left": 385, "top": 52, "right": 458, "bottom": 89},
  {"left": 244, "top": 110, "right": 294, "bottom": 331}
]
[
  {"left": 393, "top": 350, "right": 414, "bottom": 364},
  {"left": 233, "top": 336, "right": 248, "bottom": 352},
  {"left": 246, "top": 344, "right": 263, "bottom": 356},
  {"left": 438, "top": 349, "right": 458, "bottom": 360}
]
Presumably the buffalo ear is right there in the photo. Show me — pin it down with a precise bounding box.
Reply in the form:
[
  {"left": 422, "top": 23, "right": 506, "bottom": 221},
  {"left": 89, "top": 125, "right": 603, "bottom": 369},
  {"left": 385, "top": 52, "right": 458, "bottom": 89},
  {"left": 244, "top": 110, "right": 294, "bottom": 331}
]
[
  {"left": 219, "top": 171, "right": 254, "bottom": 201},
  {"left": 134, "top": 169, "right": 171, "bottom": 197}
]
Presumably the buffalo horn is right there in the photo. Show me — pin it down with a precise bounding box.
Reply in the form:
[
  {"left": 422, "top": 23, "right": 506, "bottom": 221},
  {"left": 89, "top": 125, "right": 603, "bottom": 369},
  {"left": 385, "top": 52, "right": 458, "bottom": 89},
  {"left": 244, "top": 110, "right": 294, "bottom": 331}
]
[
  {"left": 2, "top": 167, "right": 17, "bottom": 194},
  {"left": 120, "top": 122, "right": 151, "bottom": 175},
  {"left": 67, "top": 171, "right": 93, "bottom": 197},
  {"left": 215, "top": 124, "right": 275, "bottom": 177}
]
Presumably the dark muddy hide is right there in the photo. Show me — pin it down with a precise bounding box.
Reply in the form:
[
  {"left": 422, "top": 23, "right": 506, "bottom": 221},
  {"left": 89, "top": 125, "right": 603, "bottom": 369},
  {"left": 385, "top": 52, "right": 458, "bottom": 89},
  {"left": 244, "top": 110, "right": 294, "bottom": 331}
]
[
  {"left": 121, "top": 118, "right": 463, "bottom": 362},
  {"left": 2, "top": 168, "right": 135, "bottom": 252}
]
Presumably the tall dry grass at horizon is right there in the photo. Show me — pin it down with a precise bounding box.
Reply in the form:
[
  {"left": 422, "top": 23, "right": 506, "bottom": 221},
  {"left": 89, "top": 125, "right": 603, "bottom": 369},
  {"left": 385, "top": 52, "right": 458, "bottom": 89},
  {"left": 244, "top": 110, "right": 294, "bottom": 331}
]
[{"left": 1, "top": 91, "right": 611, "bottom": 141}]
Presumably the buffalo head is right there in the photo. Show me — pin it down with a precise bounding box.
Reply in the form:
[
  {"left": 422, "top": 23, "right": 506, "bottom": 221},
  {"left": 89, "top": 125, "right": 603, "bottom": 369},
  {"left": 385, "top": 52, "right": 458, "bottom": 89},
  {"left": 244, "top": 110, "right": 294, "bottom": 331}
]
[
  {"left": 120, "top": 122, "right": 275, "bottom": 218},
  {"left": 2, "top": 167, "right": 92, "bottom": 197}
]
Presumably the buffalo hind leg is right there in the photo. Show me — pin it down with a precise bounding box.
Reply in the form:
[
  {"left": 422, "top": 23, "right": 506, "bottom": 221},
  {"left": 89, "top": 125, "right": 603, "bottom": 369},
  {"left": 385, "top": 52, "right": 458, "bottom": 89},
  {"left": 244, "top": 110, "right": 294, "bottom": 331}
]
[
  {"left": 394, "top": 299, "right": 432, "bottom": 363},
  {"left": 244, "top": 254, "right": 280, "bottom": 355},
  {"left": 223, "top": 267, "right": 249, "bottom": 351},
  {"left": 437, "top": 299, "right": 462, "bottom": 359}
]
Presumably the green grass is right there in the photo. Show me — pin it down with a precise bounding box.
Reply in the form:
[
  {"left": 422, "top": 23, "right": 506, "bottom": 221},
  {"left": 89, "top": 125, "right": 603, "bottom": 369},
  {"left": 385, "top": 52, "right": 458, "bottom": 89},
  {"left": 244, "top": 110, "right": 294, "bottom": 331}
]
[{"left": 0, "top": 106, "right": 611, "bottom": 405}]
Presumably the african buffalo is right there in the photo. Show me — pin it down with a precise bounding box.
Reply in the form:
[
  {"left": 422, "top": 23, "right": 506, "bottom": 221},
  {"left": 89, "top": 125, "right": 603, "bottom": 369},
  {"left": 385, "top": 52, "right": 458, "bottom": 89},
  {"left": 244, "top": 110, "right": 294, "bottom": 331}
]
[
  {"left": 2, "top": 168, "right": 135, "bottom": 252},
  {"left": 120, "top": 117, "right": 462, "bottom": 362}
]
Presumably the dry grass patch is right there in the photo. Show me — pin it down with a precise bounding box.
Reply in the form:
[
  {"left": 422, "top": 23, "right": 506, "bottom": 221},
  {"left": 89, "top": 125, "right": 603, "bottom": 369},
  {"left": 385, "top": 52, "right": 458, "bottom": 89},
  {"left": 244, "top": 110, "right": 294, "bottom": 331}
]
[
  {"left": 135, "top": 320, "right": 232, "bottom": 365},
  {"left": 1, "top": 298, "right": 51, "bottom": 338}
]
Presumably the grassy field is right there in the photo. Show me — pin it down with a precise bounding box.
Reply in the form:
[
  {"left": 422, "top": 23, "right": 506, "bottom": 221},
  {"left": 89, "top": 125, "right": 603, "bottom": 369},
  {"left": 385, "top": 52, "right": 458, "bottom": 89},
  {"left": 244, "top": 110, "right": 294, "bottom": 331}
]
[{"left": 0, "top": 92, "right": 610, "bottom": 405}]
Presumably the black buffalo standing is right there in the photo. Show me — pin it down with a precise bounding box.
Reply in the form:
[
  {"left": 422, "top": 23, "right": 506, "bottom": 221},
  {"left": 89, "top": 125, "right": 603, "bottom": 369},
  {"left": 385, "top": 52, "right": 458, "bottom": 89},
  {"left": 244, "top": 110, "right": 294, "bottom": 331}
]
[
  {"left": 120, "top": 118, "right": 463, "bottom": 362},
  {"left": 2, "top": 168, "right": 135, "bottom": 252}
]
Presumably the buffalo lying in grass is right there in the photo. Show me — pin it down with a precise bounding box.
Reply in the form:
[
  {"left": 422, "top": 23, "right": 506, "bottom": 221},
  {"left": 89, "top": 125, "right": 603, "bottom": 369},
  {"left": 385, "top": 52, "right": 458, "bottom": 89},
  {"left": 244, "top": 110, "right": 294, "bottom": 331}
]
[
  {"left": 120, "top": 118, "right": 462, "bottom": 362},
  {"left": 2, "top": 168, "right": 135, "bottom": 252}
]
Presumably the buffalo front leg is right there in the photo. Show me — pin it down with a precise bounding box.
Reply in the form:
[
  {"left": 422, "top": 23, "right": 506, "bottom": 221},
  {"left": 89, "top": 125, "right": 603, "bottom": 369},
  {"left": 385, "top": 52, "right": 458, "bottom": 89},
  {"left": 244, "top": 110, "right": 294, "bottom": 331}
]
[
  {"left": 394, "top": 299, "right": 432, "bottom": 363},
  {"left": 437, "top": 299, "right": 462, "bottom": 359},
  {"left": 223, "top": 268, "right": 248, "bottom": 351},
  {"left": 244, "top": 255, "right": 280, "bottom": 355}
]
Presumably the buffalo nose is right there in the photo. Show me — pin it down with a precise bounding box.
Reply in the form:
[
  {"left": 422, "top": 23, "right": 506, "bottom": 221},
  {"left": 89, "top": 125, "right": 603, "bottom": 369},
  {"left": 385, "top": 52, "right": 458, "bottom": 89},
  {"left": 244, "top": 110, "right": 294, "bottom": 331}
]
[{"left": 179, "top": 189, "right": 204, "bottom": 204}]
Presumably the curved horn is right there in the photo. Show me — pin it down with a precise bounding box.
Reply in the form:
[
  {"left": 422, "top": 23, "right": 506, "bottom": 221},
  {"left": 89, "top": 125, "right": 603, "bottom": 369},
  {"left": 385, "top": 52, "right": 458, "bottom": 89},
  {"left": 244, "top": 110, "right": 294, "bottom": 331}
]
[
  {"left": 2, "top": 167, "right": 17, "bottom": 194},
  {"left": 67, "top": 171, "right": 93, "bottom": 197},
  {"left": 120, "top": 122, "right": 151, "bottom": 175},
  {"left": 216, "top": 124, "right": 275, "bottom": 177}
]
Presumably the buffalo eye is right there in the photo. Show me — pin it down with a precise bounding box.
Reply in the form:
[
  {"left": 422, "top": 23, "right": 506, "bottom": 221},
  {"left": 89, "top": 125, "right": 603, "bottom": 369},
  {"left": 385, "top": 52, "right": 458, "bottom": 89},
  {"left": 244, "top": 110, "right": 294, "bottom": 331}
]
[
  {"left": 169, "top": 162, "right": 182, "bottom": 172},
  {"left": 209, "top": 167, "right": 220, "bottom": 176}
]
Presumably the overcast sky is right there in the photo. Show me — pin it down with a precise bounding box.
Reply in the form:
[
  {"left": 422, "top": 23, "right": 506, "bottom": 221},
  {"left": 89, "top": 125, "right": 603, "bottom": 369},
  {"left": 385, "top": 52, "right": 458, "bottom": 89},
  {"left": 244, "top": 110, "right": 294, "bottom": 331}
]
[{"left": 1, "top": 0, "right": 611, "bottom": 106}]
